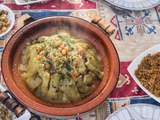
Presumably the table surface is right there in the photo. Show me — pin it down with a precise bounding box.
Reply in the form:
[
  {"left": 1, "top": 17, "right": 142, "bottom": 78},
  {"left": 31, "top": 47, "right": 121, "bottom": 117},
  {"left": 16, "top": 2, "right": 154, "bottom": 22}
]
[{"left": 0, "top": 0, "right": 160, "bottom": 120}]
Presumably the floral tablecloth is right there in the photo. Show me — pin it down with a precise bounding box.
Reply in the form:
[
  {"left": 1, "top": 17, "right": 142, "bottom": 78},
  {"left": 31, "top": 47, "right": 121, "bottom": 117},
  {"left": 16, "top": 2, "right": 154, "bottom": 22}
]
[{"left": 0, "top": 0, "right": 160, "bottom": 120}]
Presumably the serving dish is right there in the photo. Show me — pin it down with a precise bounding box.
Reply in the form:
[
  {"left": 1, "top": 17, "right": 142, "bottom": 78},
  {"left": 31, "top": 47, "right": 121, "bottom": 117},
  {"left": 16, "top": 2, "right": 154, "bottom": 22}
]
[
  {"left": 104, "top": 0, "right": 160, "bottom": 10},
  {"left": 128, "top": 44, "right": 160, "bottom": 103},
  {"left": 1, "top": 16, "right": 119, "bottom": 117},
  {"left": 14, "top": 0, "right": 47, "bottom": 5},
  {"left": 0, "top": 4, "right": 15, "bottom": 38}
]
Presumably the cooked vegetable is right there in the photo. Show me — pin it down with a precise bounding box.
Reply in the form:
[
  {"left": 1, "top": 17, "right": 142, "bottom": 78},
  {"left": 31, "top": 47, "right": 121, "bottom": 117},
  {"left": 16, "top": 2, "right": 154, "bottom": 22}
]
[{"left": 19, "top": 31, "right": 103, "bottom": 104}]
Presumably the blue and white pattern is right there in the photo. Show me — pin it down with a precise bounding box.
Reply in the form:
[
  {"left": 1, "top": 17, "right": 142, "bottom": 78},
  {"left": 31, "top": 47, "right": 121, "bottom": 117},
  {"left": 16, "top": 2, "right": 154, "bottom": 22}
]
[
  {"left": 124, "top": 10, "right": 157, "bottom": 36},
  {"left": 115, "top": 9, "right": 160, "bottom": 40}
]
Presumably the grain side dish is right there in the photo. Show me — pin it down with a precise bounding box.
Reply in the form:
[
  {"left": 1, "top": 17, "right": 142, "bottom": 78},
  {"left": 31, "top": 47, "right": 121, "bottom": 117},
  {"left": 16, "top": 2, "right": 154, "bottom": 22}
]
[
  {"left": 19, "top": 32, "right": 103, "bottom": 104},
  {"left": 0, "top": 10, "right": 10, "bottom": 34},
  {"left": 135, "top": 52, "right": 160, "bottom": 97}
]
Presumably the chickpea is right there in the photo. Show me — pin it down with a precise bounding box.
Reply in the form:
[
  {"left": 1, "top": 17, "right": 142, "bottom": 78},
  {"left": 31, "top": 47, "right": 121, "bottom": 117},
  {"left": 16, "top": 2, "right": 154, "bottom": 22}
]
[
  {"left": 35, "top": 47, "right": 41, "bottom": 52},
  {"left": 5, "top": 21, "right": 10, "bottom": 26},
  {"left": 65, "top": 47, "right": 69, "bottom": 51},
  {"left": 0, "top": 15, "right": 6, "bottom": 21},
  {"left": 61, "top": 49, "right": 67, "bottom": 55},
  {"left": 58, "top": 47, "right": 62, "bottom": 51},
  {"left": 59, "top": 44, "right": 65, "bottom": 49},
  {"left": 54, "top": 37, "right": 62, "bottom": 47},
  {"left": 1, "top": 27, "right": 7, "bottom": 32},
  {"left": 39, "top": 51, "right": 45, "bottom": 56},
  {"left": 36, "top": 55, "right": 41, "bottom": 61}
]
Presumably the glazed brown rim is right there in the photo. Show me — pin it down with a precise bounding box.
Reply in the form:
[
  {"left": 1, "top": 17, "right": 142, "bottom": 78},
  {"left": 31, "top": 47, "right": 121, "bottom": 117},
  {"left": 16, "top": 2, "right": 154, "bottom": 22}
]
[{"left": 1, "top": 16, "right": 120, "bottom": 116}]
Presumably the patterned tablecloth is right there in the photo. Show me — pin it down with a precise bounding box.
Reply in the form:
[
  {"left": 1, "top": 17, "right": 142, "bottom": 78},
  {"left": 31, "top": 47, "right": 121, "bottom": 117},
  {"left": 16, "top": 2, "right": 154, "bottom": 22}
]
[{"left": 0, "top": 0, "right": 160, "bottom": 120}]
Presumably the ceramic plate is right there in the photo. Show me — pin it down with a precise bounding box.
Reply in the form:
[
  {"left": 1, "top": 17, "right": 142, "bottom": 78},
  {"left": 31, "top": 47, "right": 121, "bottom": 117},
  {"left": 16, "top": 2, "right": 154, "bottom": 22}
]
[
  {"left": 0, "top": 4, "right": 15, "bottom": 37},
  {"left": 104, "top": 0, "right": 160, "bottom": 10},
  {"left": 14, "top": 0, "right": 47, "bottom": 5},
  {"left": 106, "top": 104, "right": 160, "bottom": 120},
  {"left": 128, "top": 44, "right": 160, "bottom": 103}
]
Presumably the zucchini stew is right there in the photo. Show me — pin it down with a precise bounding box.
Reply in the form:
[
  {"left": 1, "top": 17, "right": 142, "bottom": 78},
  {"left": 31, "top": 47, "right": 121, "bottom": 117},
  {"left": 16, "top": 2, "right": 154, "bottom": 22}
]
[{"left": 19, "top": 31, "right": 103, "bottom": 104}]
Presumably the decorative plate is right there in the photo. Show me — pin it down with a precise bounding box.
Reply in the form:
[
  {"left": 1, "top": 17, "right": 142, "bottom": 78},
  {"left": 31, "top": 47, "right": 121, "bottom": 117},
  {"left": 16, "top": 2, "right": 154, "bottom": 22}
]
[
  {"left": 104, "top": 0, "right": 160, "bottom": 10},
  {"left": 106, "top": 104, "right": 160, "bottom": 120}
]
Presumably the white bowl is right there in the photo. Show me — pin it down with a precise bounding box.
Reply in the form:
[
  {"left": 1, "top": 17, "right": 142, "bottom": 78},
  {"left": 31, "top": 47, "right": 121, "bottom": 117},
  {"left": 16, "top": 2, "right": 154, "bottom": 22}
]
[
  {"left": 128, "top": 44, "right": 160, "bottom": 103},
  {"left": 14, "top": 0, "right": 47, "bottom": 5},
  {"left": 0, "top": 4, "right": 15, "bottom": 38}
]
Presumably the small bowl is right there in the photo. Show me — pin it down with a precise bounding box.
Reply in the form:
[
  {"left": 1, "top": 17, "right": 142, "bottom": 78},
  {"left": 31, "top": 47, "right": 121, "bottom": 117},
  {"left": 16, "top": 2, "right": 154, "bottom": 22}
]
[
  {"left": 0, "top": 4, "right": 15, "bottom": 38},
  {"left": 1, "top": 16, "right": 119, "bottom": 117},
  {"left": 128, "top": 44, "right": 160, "bottom": 103}
]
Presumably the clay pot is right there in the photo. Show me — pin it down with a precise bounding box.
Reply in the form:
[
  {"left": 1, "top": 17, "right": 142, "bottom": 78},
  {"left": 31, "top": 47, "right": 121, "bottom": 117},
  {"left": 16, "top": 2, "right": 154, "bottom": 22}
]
[{"left": 1, "top": 16, "right": 119, "bottom": 116}]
